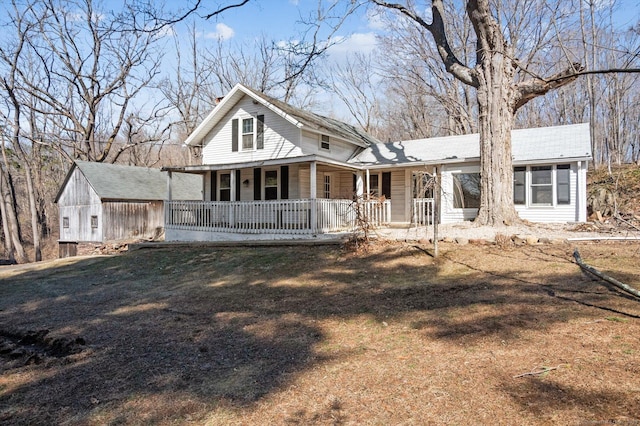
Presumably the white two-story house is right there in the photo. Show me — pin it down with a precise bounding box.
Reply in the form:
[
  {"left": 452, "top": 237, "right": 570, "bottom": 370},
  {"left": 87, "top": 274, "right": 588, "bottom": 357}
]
[{"left": 163, "top": 83, "right": 591, "bottom": 241}]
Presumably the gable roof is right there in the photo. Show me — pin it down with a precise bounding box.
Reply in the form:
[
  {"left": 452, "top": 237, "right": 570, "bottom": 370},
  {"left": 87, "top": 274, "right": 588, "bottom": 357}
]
[
  {"left": 351, "top": 123, "right": 592, "bottom": 167},
  {"left": 55, "top": 161, "right": 202, "bottom": 203},
  {"left": 184, "top": 83, "right": 379, "bottom": 148}
]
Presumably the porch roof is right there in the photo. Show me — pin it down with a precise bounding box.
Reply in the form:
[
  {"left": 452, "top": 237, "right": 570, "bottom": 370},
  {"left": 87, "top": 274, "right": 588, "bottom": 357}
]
[
  {"left": 351, "top": 123, "right": 592, "bottom": 168},
  {"left": 162, "top": 154, "right": 360, "bottom": 174}
]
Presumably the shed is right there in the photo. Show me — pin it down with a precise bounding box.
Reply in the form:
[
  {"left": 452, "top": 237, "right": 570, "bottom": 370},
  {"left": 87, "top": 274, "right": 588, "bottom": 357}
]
[{"left": 55, "top": 161, "right": 201, "bottom": 246}]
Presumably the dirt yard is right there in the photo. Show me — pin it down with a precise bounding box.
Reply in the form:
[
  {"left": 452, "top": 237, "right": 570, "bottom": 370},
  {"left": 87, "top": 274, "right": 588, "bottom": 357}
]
[{"left": 0, "top": 241, "right": 639, "bottom": 425}]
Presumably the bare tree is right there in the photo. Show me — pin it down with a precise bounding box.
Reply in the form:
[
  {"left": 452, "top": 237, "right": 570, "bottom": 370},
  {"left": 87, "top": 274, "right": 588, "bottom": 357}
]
[
  {"left": 17, "top": 0, "right": 164, "bottom": 163},
  {"left": 371, "top": 0, "right": 639, "bottom": 225}
]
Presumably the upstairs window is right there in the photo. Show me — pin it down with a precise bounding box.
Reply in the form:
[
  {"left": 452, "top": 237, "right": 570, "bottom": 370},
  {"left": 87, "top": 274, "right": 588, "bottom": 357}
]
[
  {"left": 91, "top": 215, "right": 98, "bottom": 229},
  {"left": 242, "top": 118, "right": 254, "bottom": 150},
  {"left": 63, "top": 217, "right": 69, "bottom": 229},
  {"left": 320, "top": 134, "right": 330, "bottom": 150}
]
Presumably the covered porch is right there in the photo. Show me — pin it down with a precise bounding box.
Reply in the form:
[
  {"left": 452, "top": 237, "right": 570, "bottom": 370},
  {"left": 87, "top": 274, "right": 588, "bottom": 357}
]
[{"left": 163, "top": 157, "right": 434, "bottom": 241}]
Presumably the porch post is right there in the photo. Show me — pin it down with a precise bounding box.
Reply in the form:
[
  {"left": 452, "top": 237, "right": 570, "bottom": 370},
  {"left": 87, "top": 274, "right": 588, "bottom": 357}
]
[
  {"left": 355, "top": 172, "right": 364, "bottom": 198},
  {"left": 166, "top": 170, "right": 172, "bottom": 201},
  {"left": 365, "top": 169, "right": 371, "bottom": 200},
  {"left": 230, "top": 169, "right": 236, "bottom": 201},
  {"left": 310, "top": 161, "right": 317, "bottom": 232}
]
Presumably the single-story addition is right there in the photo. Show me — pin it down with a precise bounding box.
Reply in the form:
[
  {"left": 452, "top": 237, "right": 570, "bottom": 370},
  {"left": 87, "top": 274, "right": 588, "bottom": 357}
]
[
  {"left": 163, "top": 83, "right": 592, "bottom": 241},
  {"left": 56, "top": 161, "right": 201, "bottom": 252}
]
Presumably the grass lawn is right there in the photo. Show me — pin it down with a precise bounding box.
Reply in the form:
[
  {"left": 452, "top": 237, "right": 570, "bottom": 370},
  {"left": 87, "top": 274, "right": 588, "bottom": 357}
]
[{"left": 0, "top": 241, "right": 639, "bottom": 425}]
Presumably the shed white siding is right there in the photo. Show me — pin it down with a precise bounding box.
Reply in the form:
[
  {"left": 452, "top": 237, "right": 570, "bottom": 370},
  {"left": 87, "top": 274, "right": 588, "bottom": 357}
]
[
  {"left": 58, "top": 168, "right": 103, "bottom": 242},
  {"left": 201, "top": 95, "right": 304, "bottom": 165}
]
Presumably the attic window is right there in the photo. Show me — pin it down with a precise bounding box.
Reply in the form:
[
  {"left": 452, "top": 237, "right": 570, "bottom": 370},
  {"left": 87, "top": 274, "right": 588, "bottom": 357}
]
[
  {"left": 320, "top": 135, "right": 330, "bottom": 150},
  {"left": 91, "top": 215, "right": 98, "bottom": 229},
  {"left": 63, "top": 217, "right": 69, "bottom": 229}
]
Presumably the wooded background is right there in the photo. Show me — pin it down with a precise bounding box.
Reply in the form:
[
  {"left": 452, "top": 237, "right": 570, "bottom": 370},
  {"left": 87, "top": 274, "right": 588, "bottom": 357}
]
[{"left": 1, "top": 0, "right": 639, "bottom": 262}]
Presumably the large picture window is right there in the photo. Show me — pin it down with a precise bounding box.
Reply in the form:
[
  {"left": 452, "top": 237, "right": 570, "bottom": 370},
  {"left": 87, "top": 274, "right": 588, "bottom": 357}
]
[{"left": 453, "top": 173, "right": 481, "bottom": 209}]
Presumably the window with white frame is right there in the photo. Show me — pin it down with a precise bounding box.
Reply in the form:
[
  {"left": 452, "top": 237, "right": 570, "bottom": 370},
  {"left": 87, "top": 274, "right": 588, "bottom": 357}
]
[
  {"left": 63, "top": 217, "right": 69, "bottom": 229},
  {"left": 513, "top": 164, "right": 571, "bottom": 206},
  {"left": 530, "top": 166, "right": 553, "bottom": 205},
  {"left": 264, "top": 170, "right": 278, "bottom": 200},
  {"left": 452, "top": 173, "right": 481, "bottom": 208},
  {"left": 242, "top": 118, "right": 254, "bottom": 150},
  {"left": 91, "top": 215, "right": 98, "bottom": 229},
  {"left": 320, "top": 134, "right": 330, "bottom": 150}
]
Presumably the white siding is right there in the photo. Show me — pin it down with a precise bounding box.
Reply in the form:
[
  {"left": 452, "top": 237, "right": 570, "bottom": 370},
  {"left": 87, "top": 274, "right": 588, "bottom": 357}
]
[
  {"left": 201, "top": 95, "right": 304, "bottom": 165},
  {"left": 515, "top": 162, "right": 582, "bottom": 223},
  {"left": 300, "top": 130, "right": 362, "bottom": 162},
  {"left": 440, "top": 164, "right": 480, "bottom": 223},
  {"left": 389, "top": 169, "right": 406, "bottom": 222},
  {"left": 58, "top": 168, "right": 103, "bottom": 242},
  {"left": 440, "top": 161, "right": 585, "bottom": 224}
]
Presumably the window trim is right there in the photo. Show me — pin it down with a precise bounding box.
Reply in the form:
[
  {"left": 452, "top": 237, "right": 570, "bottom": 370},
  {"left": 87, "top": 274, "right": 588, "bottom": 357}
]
[
  {"left": 452, "top": 172, "right": 481, "bottom": 209},
  {"left": 320, "top": 134, "right": 330, "bottom": 151},
  {"left": 241, "top": 117, "right": 254, "bottom": 151},
  {"left": 513, "top": 164, "right": 572, "bottom": 208},
  {"left": 264, "top": 169, "right": 278, "bottom": 200},
  {"left": 219, "top": 173, "right": 231, "bottom": 201},
  {"left": 323, "top": 174, "right": 331, "bottom": 199}
]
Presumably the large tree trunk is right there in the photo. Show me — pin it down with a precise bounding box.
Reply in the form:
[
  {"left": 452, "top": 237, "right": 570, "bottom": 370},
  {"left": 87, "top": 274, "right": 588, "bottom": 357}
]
[
  {"left": 468, "top": 1, "right": 519, "bottom": 226},
  {"left": 474, "top": 63, "right": 519, "bottom": 225}
]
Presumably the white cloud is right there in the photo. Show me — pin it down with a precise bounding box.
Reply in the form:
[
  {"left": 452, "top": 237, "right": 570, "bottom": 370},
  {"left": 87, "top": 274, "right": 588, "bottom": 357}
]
[
  {"left": 205, "top": 23, "right": 235, "bottom": 40},
  {"left": 328, "top": 32, "right": 377, "bottom": 56},
  {"left": 366, "top": 9, "right": 387, "bottom": 31}
]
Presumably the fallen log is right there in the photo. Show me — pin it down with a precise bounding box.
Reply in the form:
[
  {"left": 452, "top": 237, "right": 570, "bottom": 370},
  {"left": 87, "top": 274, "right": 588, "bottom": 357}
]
[{"left": 573, "top": 249, "right": 640, "bottom": 300}]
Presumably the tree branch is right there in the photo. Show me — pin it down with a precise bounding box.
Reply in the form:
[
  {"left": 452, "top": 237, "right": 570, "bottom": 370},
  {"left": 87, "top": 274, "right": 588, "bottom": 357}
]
[{"left": 371, "top": 0, "right": 478, "bottom": 87}]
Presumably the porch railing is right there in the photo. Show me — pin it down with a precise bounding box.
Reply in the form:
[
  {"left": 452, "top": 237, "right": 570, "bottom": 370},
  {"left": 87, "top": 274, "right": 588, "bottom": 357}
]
[
  {"left": 165, "top": 198, "right": 391, "bottom": 235},
  {"left": 412, "top": 198, "right": 435, "bottom": 225}
]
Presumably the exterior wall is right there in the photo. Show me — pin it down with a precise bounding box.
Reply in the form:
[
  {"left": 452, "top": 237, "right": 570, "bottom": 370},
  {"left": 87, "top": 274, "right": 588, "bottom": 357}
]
[
  {"left": 58, "top": 168, "right": 103, "bottom": 242},
  {"left": 201, "top": 95, "right": 304, "bottom": 165},
  {"left": 440, "top": 161, "right": 585, "bottom": 224},
  {"left": 300, "top": 130, "right": 362, "bottom": 163},
  {"left": 440, "top": 163, "right": 481, "bottom": 223},
  {"left": 389, "top": 169, "right": 407, "bottom": 222},
  {"left": 102, "top": 201, "right": 164, "bottom": 241},
  {"left": 514, "top": 162, "right": 583, "bottom": 223}
]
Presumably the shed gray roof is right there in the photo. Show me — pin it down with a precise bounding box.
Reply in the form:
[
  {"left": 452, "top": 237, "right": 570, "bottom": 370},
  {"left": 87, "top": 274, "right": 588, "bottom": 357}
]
[
  {"left": 185, "top": 83, "right": 380, "bottom": 148},
  {"left": 55, "top": 161, "right": 202, "bottom": 202},
  {"left": 351, "top": 123, "right": 592, "bottom": 167}
]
